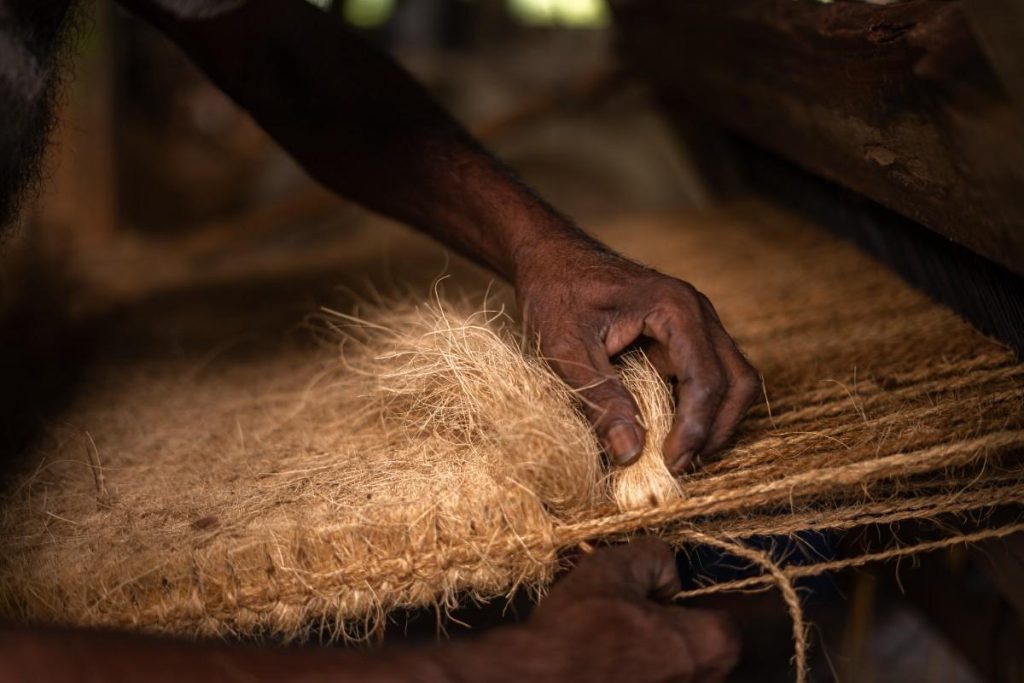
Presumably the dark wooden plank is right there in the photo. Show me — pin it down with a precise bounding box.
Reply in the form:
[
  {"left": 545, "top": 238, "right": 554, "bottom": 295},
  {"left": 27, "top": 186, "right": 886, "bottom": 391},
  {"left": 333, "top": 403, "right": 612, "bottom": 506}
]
[{"left": 611, "top": 0, "right": 1024, "bottom": 275}]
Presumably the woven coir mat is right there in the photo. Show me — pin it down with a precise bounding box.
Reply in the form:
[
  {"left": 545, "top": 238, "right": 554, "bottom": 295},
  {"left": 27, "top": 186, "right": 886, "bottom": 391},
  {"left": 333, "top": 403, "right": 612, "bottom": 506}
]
[{"left": 1, "top": 201, "right": 1021, "bottom": 646}]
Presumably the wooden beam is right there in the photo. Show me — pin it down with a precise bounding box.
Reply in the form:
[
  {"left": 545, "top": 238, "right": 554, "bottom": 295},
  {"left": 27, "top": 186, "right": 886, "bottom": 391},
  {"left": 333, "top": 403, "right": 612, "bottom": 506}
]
[{"left": 612, "top": 0, "right": 1024, "bottom": 275}]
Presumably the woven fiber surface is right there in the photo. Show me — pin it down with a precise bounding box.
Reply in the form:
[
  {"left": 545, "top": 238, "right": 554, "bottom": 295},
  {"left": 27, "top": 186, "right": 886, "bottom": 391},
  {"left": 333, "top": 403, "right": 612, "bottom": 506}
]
[{"left": 1, "top": 201, "right": 1021, "bottom": 646}]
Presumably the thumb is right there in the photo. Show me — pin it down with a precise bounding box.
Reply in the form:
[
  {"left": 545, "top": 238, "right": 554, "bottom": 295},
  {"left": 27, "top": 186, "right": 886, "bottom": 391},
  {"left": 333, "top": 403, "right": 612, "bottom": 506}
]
[{"left": 545, "top": 337, "right": 645, "bottom": 465}]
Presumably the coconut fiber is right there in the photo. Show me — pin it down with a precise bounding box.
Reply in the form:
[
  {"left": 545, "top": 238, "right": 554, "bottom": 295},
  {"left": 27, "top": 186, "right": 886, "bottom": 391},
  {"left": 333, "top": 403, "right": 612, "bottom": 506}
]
[{"left": 1, "top": 203, "right": 1022, "bottom": 668}]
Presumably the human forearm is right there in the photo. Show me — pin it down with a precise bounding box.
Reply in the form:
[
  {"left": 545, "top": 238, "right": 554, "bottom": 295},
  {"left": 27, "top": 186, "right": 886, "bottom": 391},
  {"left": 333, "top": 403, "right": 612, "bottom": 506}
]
[
  {"left": 0, "top": 623, "right": 460, "bottom": 683},
  {"left": 120, "top": 0, "right": 593, "bottom": 283},
  {"left": 0, "top": 541, "right": 738, "bottom": 683},
  {"left": 119, "top": 0, "right": 761, "bottom": 469}
]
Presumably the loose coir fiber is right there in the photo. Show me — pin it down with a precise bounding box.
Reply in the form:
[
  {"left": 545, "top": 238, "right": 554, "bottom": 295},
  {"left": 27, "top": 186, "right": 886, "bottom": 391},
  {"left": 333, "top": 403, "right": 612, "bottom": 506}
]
[{"left": 1, "top": 204, "right": 1022, "bottom": 674}]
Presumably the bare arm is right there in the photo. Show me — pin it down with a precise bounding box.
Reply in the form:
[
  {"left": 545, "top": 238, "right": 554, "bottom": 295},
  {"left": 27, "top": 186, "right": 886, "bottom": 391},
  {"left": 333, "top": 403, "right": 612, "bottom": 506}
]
[
  {"left": 116, "top": 0, "right": 760, "bottom": 471},
  {"left": 117, "top": 0, "right": 567, "bottom": 282},
  {"left": 0, "top": 540, "right": 738, "bottom": 682}
]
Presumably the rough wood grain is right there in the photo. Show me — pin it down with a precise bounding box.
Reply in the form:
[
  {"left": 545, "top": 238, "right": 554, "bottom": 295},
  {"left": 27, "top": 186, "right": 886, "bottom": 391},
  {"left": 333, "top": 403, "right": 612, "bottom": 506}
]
[{"left": 612, "top": 0, "right": 1024, "bottom": 274}]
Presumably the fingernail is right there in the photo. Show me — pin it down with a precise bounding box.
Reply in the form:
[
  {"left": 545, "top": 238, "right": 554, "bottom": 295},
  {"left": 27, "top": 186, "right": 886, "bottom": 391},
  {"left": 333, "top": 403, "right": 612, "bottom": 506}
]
[
  {"left": 606, "top": 423, "right": 643, "bottom": 465},
  {"left": 669, "top": 451, "right": 695, "bottom": 474}
]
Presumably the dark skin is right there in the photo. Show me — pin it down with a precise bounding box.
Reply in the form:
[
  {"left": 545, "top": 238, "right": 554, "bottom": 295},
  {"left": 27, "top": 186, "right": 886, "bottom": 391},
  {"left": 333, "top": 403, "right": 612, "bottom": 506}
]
[
  {"left": 4, "top": 0, "right": 759, "bottom": 469},
  {"left": 121, "top": 0, "right": 761, "bottom": 471},
  {"left": 0, "top": 540, "right": 739, "bottom": 682},
  {"left": 1, "top": 0, "right": 757, "bottom": 677}
]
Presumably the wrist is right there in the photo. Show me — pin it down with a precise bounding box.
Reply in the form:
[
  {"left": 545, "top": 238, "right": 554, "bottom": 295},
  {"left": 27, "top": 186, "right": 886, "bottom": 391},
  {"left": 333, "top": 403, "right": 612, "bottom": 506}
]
[{"left": 507, "top": 217, "right": 604, "bottom": 290}]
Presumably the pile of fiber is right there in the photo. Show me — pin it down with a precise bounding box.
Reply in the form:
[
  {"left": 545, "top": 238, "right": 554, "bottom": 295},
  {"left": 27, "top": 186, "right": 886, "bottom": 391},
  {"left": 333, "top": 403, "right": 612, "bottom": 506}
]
[{"left": 1, "top": 203, "right": 1021, "bottom": 654}]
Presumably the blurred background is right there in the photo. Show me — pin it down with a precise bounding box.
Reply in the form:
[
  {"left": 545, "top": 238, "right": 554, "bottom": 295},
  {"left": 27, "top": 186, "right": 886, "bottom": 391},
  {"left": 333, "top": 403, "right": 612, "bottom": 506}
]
[
  {"left": 6, "top": 0, "right": 708, "bottom": 331},
  {"left": 26, "top": 0, "right": 701, "bottom": 248}
]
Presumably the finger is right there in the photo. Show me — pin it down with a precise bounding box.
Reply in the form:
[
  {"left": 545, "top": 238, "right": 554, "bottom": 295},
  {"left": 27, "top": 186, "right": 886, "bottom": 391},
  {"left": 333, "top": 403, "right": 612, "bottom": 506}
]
[
  {"left": 644, "top": 311, "right": 728, "bottom": 473},
  {"left": 701, "top": 328, "right": 760, "bottom": 457},
  {"left": 662, "top": 607, "right": 741, "bottom": 683},
  {"left": 555, "top": 538, "right": 682, "bottom": 603},
  {"left": 545, "top": 337, "right": 645, "bottom": 465},
  {"left": 667, "top": 365, "right": 728, "bottom": 472}
]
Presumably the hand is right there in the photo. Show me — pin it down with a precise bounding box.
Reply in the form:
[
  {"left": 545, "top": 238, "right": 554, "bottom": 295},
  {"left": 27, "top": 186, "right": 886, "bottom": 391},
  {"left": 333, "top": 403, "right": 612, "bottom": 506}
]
[
  {"left": 0, "top": 542, "right": 738, "bottom": 683},
  {"left": 463, "top": 538, "right": 739, "bottom": 683},
  {"left": 515, "top": 236, "right": 760, "bottom": 473}
]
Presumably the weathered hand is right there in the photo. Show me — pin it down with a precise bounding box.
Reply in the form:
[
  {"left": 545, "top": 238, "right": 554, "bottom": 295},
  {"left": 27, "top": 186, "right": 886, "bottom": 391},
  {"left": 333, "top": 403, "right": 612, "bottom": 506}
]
[
  {"left": 516, "top": 238, "right": 759, "bottom": 472},
  {"left": 464, "top": 538, "right": 739, "bottom": 683},
  {"left": 0, "top": 544, "right": 735, "bottom": 683}
]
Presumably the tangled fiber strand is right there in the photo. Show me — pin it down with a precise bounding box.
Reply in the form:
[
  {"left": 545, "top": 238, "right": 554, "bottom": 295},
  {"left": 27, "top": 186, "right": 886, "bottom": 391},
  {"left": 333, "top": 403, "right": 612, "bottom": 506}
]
[
  {"left": 674, "top": 522, "right": 1024, "bottom": 602},
  {"left": 608, "top": 353, "right": 680, "bottom": 510},
  {"left": 679, "top": 528, "right": 807, "bottom": 683},
  {"left": 0, "top": 204, "right": 1021, "bottom": 680}
]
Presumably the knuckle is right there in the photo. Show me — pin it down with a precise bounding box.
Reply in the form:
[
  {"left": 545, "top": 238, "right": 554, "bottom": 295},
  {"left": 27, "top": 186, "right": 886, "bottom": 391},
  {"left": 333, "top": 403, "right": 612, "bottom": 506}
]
[
  {"left": 590, "top": 377, "right": 631, "bottom": 401},
  {"left": 647, "top": 282, "right": 722, "bottom": 336},
  {"left": 668, "top": 279, "right": 698, "bottom": 299},
  {"left": 644, "top": 306, "right": 679, "bottom": 335},
  {"left": 650, "top": 290, "right": 700, "bottom": 323},
  {"left": 674, "top": 283, "right": 708, "bottom": 314},
  {"left": 584, "top": 383, "right": 635, "bottom": 419}
]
